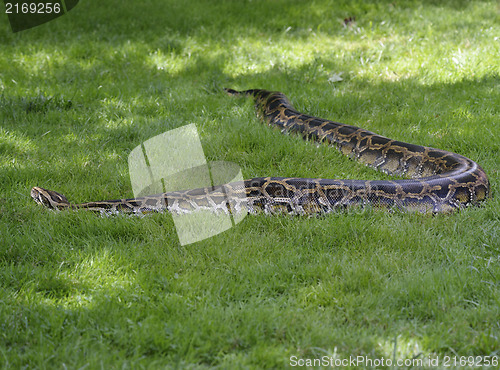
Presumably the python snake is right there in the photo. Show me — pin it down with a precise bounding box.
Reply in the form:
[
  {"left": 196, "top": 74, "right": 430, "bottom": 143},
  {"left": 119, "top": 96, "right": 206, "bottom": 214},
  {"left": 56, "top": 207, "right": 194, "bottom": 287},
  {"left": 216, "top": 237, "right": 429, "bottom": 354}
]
[{"left": 31, "top": 89, "right": 490, "bottom": 214}]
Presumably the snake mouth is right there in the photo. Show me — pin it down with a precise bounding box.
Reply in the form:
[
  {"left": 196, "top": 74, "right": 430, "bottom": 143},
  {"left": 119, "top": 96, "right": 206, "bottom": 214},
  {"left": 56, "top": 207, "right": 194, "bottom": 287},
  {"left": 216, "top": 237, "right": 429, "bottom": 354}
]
[{"left": 31, "top": 187, "right": 49, "bottom": 207}]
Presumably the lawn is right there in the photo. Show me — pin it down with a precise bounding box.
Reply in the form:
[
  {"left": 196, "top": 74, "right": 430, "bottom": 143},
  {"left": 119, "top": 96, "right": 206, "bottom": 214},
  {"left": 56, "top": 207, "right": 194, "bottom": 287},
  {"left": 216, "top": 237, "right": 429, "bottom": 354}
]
[{"left": 0, "top": 0, "right": 499, "bottom": 368}]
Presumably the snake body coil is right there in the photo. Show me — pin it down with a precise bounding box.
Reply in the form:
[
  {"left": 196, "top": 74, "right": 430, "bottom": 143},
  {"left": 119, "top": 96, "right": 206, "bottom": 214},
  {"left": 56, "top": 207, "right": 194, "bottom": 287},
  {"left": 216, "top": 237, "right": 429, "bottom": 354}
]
[{"left": 31, "top": 89, "right": 490, "bottom": 214}]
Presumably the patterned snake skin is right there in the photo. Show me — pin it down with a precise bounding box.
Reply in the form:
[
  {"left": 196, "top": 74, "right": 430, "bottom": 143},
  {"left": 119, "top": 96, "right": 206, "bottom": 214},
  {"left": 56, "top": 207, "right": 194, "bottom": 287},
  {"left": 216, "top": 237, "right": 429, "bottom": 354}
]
[{"left": 31, "top": 89, "right": 490, "bottom": 214}]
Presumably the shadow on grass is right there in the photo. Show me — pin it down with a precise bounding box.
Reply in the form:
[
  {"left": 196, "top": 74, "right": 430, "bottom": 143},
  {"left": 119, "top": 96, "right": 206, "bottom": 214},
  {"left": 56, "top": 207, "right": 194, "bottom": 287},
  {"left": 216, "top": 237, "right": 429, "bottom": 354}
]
[{"left": 0, "top": 0, "right": 487, "bottom": 40}]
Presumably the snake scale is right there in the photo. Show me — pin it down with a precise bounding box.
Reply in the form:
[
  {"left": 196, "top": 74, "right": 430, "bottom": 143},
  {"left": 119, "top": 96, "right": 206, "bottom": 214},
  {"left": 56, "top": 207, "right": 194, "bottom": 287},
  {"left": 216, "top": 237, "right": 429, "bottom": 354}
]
[{"left": 31, "top": 89, "right": 490, "bottom": 214}]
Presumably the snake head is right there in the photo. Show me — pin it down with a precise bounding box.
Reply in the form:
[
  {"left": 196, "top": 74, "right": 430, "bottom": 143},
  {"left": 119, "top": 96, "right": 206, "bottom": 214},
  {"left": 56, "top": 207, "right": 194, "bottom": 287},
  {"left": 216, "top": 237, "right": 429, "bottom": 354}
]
[{"left": 31, "top": 186, "right": 71, "bottom": 209}]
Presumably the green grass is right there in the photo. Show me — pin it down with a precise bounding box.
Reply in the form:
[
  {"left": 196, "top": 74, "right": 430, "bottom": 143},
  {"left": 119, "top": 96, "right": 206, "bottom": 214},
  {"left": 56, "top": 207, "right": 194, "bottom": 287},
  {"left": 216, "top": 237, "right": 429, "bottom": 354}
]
[{"left": 1, "top": 0, "right": 499, "bottom": 368}]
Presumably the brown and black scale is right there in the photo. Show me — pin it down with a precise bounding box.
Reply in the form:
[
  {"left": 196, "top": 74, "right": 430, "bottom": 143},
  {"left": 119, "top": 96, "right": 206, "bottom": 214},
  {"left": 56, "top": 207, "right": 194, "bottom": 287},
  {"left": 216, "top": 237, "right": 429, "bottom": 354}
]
[{"left": 31, "top": 89, "right": 490, "bottom": 214}]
